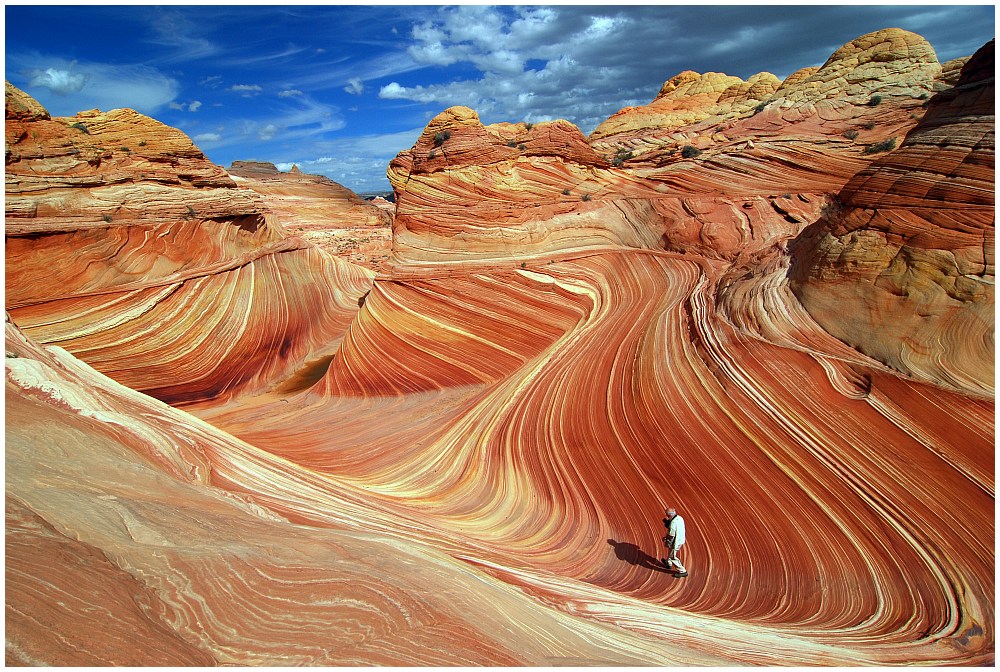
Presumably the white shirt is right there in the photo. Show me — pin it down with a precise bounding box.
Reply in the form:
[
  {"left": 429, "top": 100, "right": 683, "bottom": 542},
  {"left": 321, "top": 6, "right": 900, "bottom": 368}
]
[{"left": 667, "top": 514, "right": 686, "bottom": 547}]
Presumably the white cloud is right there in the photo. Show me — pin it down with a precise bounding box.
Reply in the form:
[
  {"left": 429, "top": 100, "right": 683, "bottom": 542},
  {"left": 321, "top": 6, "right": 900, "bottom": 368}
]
[
  {"left": 266, "top": 126, "right": 424, "bottom": 192},
  {"left": 228, "top": 84, "right": 263, "bottom": 97},
  {"left": 344, "top": 78, "right": 365, "bottom": 96},
  {"left": 278, "top": 89, "right": 303, "bottom": 97},
  {"left": 258, "top": 123, "right": 278, "bottom": 141},
  {"left": 147, "top": 7, "right": 219, "bottom": 62},
  {"left": 10, "top": 54, "right": 179, "bottom": 115},
  {"left": 28, "top": 67, "right": 86, "bottom": 95},
  {"left": 193, "top": 132, "right": 221, "bottom": 142},
  {"left": 169, "top": 99, "right": 203, "bottom": 112}
]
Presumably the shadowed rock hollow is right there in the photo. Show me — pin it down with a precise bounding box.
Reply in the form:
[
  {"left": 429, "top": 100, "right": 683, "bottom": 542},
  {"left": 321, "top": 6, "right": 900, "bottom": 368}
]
[{"left": 5, "top": 28, "right": 995, "bottom": 666}]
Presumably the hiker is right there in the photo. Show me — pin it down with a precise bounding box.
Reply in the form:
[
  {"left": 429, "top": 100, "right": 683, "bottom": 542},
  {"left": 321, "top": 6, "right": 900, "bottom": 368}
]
[{"left": 662, "top": 507, "right": 688, "bottom": 577}]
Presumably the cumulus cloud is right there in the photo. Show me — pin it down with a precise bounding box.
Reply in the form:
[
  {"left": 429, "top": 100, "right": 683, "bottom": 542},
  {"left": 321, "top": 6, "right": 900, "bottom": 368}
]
[
  {"left": 28, "top": 67, "right": 86, "bottom": 94},
  {"left": 193, "top": 132, "right": 221, "bottom": 142},
  {"left": 10, "top": 54, "right": 179, "bottom": 115},
  {"left": 188, "top": 100, "right": 202, "bottom": 112},
  {"left": 378, "top": 5, "right": 995, "bottom": 134},
  {"left": 344, "top": 78, "right": 365, "bottom": 96}
]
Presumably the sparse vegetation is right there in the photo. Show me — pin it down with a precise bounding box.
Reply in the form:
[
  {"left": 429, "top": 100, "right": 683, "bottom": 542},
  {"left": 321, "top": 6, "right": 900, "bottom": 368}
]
[
  {"left": 867, "top": 94, "right": 883, "bottom": 107},
  {"left": 581, "top": 193, "right": 592, "bottom": 202},
  {"left": 517, "top": 143, "right": 526, "bottom": 150},
  {"left": 185, "top": 205, "right": 197, "bottom": 218},
  {"left": 863, "top": 137, "right": 897, "bottom": 155},
  {"left": 520, "top": 261, "right": 527, "bottom": 269},
  {"left": 842, "top": 129, "right": 859, "bottom": 140},
  {"left": 433, "top": 130, "right": 451, "bottom": 146},
  {"left": 524, "top": 122, "right": 534, "bottom": 130},
  {"left": 120, "top": 146, "right": 130, "bottom": 152},
  {"left": 70, "top": 122, "right": 89, "bottom": 134},
  {"left": 428, "top": 149, "right": 437, "bottom": 159},
  {"left": 681, "top": 145, "right": 702, "bottom": 159},
  {"left": 612, "top": 147, "right": 634, "bottom": 167},
  {"left": 917, "top": 92, "right": 929, "bottom": 100},
  {"left": 138, "top": 140, "right": 147, "bottom": 146},
  {"left": 862, "top": 121, "right": 876, "bottom": 130},
  {"left": 102, "top": 214, "right": 113, "bottom": 223},
  {"left": 507, "top": 140, "right": 518, "bottom": 147},
  {"left": 561, "top": 188, "right": 571, "bottom": 196},
  {"left": 753, "top": 100, "right": 769, "bottom": 114}
]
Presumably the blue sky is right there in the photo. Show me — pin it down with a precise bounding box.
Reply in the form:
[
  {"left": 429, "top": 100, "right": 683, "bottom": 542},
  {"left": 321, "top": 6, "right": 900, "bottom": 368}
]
[{"left": 5, "top": 5, "right": 995, "bottom": 192}]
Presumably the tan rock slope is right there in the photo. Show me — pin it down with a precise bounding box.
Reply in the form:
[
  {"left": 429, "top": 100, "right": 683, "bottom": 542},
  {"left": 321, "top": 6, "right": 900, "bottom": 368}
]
[
  {"left": 790, "top": 39, "right": 994, "bottom": 394},
  {"left": 229, "top": 160, "right": 393, "bottom": 273},
  {"left": 5, "top": 28, "right": 995, "bottom": 666}
]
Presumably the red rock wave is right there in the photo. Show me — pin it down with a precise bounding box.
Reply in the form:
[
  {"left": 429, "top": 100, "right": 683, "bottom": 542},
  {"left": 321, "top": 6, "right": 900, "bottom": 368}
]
[{"left": 4, "top": 28, "right": 995, "bottom": 666}]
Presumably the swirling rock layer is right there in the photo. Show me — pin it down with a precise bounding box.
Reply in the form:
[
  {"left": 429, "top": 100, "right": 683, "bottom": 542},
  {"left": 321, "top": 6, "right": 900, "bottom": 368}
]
[
  {"left": 5, "top": 29, "right": 995, "bottom": 666},
  {"left": 5, "top": 85, "right": 373, "bottom": 404}
]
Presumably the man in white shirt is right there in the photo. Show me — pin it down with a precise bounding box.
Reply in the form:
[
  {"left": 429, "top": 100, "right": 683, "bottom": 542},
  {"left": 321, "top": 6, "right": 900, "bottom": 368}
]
[{"left": 662, "top": 507, "right": 688, "bottom": 577}]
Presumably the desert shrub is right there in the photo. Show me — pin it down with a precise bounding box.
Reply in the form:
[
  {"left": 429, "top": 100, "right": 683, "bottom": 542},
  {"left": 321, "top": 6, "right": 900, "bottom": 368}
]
[
  {"left": 185, "top": 205, "right": 197, "bottom": 217},
  {"left": 70, "top": 122, "right": 89, "bottom": 134},
  {"left": 868, "top": 94, "right": 883, "bottom": 106},
  {"left": 917, "top": 92, "right": 929, "bottom": 100},
  {"left": 681, "top": 145, "right": 702, "bottom": 159},
  {"left": 581, "top": 193, "right": 592, "bottom": 202},
  {"left": 842, "top": 129, "right": 859, "bottom": 140},
  {"left": 120, "top": 146, "right": 130, "bottom": 152},
  {"left": 433, "top": 130, "right": 451, "bottom": 146},
  {"left": 524, "top": 122, "right": 534, "bottom": 130},
  {"left": 518, "top": 143, "right": 526, "bottom": 150},
  {"left": 138, "top": 140, "right": 147, "bottom": 146},
  {"left": 863, "top": 137, "right": 897, "bottom": 155},
  {"left": 753, "top": 100, "right": 769, "bottom": 114},
  {"left": 562, "top": 188, "right": 571, "bottom": 196},
  {"left": 507, "top": 140, "right": 518, "bottom": 147},
  {"left": 612, "top": 148, "right": 634, "bottom": 167},
  {"left": 862, "top": 121, "right": 876, "bottom": 130},
  {"left": 520, "top": 261, "right": 527, "bottom": 269},
  {"left": 102, "top": 214, "right": 112, "bottom": 223}
]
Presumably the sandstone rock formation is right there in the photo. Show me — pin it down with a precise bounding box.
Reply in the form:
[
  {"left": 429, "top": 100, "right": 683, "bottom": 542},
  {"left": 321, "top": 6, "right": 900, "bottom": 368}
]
[
  {"left": 229, "top": 160, "right": 393, "bottom": 273},
  {"left": 5, "top": 28, "right": 995, "bottom": 666},
  {"left": 790, "top": 39, "right": 995, "bottom": 395},
  {"left": 5, "top": 85, "right": 373, "bottom": 404}
]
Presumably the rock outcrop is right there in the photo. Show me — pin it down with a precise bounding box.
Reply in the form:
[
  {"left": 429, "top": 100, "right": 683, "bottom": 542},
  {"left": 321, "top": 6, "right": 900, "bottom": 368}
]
[
  {"left": 789, "top": 39, "right": 995, "bottom": 395},
  {"left": 5, "top": 28, "right": 995, "bottom": 667},
  {"left": 229, "top": 161, "right": 393, "bottom": 272},
  {"left": 5, "top": 84, "right": 373, "bottom": 404}
]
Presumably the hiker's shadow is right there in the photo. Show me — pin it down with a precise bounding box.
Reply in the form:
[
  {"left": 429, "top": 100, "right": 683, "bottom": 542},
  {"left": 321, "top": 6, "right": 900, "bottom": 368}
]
[{"left": 607, "top": 539, "right": 669, "bottom": 573}]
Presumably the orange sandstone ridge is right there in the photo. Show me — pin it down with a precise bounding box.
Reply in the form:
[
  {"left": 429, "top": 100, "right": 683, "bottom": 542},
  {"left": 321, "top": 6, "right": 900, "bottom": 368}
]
[{"left": 5, "top": 28, "right": 995, "bottom": 666}]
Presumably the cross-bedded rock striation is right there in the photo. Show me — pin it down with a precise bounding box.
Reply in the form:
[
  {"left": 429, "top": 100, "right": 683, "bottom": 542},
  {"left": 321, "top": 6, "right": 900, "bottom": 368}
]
[{"left": 5, "top": 28, "right": 995, "bottom": 667}]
